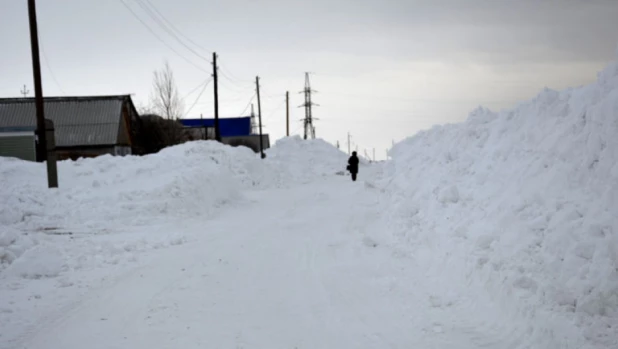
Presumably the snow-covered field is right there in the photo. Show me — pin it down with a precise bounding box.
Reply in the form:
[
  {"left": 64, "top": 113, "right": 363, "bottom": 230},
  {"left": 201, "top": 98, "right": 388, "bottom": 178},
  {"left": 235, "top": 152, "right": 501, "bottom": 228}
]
[{"left": 1, "top": 59, "right": 617, "bottom": 348}]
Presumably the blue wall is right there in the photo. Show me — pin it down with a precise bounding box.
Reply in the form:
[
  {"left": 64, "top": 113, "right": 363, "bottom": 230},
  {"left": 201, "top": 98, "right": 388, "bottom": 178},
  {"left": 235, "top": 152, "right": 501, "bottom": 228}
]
[{"left": 180, "top": 117, "right": 251, "bottom": 137}]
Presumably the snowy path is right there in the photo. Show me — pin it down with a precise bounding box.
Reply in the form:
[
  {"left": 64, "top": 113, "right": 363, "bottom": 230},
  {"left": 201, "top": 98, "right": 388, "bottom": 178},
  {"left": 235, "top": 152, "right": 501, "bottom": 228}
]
[{"left": 18, "top": 177, "right": 521, "bottom": 349}]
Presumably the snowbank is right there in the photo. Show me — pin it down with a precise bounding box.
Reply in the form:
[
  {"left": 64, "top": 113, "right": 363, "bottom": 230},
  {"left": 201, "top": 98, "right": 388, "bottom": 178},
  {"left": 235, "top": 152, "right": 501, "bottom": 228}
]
[
  {"left": 263, "top": 136, "right": 350, "bottom": 185},
  {"left": 0, "top": 137, "right": 353, "bottom": 277},
  {"left": 379, "top": 60, "right": 618, "bottom": 347},
  {"left": 0, "top": 141, "right": 261, "bottom": 275}
]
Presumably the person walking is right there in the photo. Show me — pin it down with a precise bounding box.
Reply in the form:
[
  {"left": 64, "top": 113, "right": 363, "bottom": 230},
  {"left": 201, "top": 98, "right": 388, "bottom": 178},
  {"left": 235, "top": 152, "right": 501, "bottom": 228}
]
[{"left": 347, "top": 151, "right": 360, "bottom": 182}]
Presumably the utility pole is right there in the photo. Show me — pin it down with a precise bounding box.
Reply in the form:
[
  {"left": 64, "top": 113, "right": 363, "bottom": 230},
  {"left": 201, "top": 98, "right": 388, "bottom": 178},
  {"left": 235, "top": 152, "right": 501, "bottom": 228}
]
[
  {"left": 200, "top": 113, "right": 206, "bottom": 140},
  {"left": 20, "top": 85, "right": 30, "bottom": 97},
  {"left": 256, "top": 76, "right": 265, "bottom": 159},
  {"left": 299, "top": 72, "right": 318, "bottom": 140},
  {"left": 347, "top": 132, "right": 351, "bottom": 155},
  {"left": 28, "top": 0, "right": 57, "bottom": 188},
  {"left": 212, "top": 52, "right": 221, "bottom": 142},
  {"left": 286, "top": 91, "right": 290, "bottom": 137}
]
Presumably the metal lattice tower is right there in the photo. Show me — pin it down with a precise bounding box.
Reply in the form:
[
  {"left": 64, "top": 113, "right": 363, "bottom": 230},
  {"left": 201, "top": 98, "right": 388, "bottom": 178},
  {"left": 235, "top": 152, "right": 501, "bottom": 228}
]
[
  {"left": 299, "top": 72, "right": 318, "bottom": 139},
  {"left": 250, "top": 103, "right": 258, "bottom": 134}
]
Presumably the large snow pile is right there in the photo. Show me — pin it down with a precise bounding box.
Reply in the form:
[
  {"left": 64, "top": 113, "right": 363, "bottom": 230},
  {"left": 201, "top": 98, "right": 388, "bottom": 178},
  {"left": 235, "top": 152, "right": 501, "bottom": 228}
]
[
  {"left": 0, "top": 141, "right": 259, "bottom": 229},
  {"left": 379, "top": 60, "right": 618, "bottom": 347},
  {"left": 263, "top": 136, "right": 350, "bottom": 185},
  {"left": 0, "top": 141, "right": 260, "bottom": 275},
  {"left": 0, "top": 137, "right": 355, "bottom": 277}
]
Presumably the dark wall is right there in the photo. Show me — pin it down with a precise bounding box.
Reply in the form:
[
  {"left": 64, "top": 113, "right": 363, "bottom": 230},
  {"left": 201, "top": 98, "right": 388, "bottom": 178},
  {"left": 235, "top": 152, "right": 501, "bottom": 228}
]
[
  {"left": 56, "top": 146, "right": 115, "bottom": 161},
  {"left": 222, "top": 135, "right": 270, "bottom": 153}
]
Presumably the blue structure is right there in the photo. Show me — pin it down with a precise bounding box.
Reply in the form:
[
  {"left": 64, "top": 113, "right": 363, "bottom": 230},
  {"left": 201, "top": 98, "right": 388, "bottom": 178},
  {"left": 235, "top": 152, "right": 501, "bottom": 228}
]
[{"left": 179, "top": 116, "right": 251, "bottom": 137}]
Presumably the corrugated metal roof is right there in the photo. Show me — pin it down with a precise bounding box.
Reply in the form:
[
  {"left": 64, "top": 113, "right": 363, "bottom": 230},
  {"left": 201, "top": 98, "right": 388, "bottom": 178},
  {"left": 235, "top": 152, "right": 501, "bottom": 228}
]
[{"left": 0, "top": 96, "right": 128, "bottom": 147}]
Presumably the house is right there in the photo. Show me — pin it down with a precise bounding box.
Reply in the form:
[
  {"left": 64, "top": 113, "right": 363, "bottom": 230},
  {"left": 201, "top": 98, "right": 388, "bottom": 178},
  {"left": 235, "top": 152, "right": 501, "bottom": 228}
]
[
  {"left": 0, "top": 95, "right": 141, "bottom": 161},
  {"left": 179, "top": 116, "right": 270, "bottom": 153}
]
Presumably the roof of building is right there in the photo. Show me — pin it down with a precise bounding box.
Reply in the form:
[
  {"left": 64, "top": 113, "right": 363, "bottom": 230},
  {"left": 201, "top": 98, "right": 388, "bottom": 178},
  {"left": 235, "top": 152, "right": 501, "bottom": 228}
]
[
  {"left": 180, "top": 116, "right": 252, "bottom": 137},
  {"left": 0, "top": 95, "right": 136, "bottom": 147}
]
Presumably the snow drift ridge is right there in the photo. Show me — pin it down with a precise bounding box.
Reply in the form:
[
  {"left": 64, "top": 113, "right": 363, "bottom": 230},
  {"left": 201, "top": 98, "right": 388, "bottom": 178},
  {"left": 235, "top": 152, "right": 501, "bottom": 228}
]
[{"left": 380, "top": 59, "right": 618, "bottom": 347}]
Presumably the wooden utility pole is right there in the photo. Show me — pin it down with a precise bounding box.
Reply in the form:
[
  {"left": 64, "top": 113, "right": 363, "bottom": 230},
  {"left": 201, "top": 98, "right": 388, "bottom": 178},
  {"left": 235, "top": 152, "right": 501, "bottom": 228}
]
[
  {"left": 28, "top": 0, "right": 57, "bottom": 188},
  {"left": 212, "top": 52, "right": 221, "bottom": 142},
  {"left": 286, "top": 91, "right": 290, "bottom": 137},
  {"left": 256, "top": 76, "right": 265, "bottom": 159}
]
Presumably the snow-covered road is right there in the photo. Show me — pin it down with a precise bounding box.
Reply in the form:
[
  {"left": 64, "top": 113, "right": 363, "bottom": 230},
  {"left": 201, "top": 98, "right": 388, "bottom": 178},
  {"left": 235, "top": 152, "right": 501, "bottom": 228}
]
[
  {"left": 14, "top": 177, "right": 522, "bottom": 349},
  {"left": 4, "top": 55, "right": 618, "bottom": 349}
]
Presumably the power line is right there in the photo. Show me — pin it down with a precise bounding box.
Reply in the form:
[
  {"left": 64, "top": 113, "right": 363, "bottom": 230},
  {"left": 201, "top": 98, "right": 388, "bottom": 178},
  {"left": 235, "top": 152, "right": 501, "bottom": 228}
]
[
  {"left": 133, "top": 0, "right": 252, "bottom": 100},
  {"left": 218, "top": 64, "right": 252, "bottom": 85},
  {"left": 132, "top": 0, "right": 210, "bottom": 62},
  {"left": 39, "top": 34, "right": 66, "bottom": 95},
  {"left": 264, "top": 99, "right": 286, "bottom": 120},
  {"left": 218, "top": 78, "right": 254, "bottom": 96},
  {"left": 238, "top": 92, "right": 256, "bottom": 116},
  {"left": 219, "top": 69, "right": 253, "bottom": 91},
  {"left": 118, "top": 0, "right": 209, "bottom": 73},
  {"left": 141, "top": 0, "right": 213, "bottom": 55},
  {"left": 182, "top": 78, "right": 211, "bottom": 101},
  {"left": 184, "top": 78, "right": 212, "bottom": 117}
]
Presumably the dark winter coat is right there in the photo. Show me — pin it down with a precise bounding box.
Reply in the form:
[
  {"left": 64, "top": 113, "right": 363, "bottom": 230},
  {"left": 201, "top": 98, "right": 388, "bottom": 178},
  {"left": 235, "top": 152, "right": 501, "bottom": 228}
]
[{"left": 347, "top": 155, "right": 359, "bottom": 174}]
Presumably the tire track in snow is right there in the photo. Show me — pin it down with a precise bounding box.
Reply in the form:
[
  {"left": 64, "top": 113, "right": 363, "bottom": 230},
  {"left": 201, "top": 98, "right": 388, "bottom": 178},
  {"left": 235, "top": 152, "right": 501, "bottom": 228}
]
[{"left": 19, "top": 177, "right": 529, "bottom": 348}]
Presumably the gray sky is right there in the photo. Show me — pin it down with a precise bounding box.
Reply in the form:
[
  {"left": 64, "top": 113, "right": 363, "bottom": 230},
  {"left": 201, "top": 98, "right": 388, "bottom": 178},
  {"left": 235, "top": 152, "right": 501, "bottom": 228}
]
[{"left": 2, "top": 0, "right": 617, "bottom": 159}]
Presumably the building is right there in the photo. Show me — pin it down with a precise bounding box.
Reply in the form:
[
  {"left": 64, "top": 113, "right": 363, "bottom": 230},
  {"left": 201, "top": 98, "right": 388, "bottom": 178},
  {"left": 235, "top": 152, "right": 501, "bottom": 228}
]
[
  {"left": 0, "top": 95, "right": 140, "bottom": 161},
  {"left": 180, "top": 116, "right": 270, "bottom": 153}
]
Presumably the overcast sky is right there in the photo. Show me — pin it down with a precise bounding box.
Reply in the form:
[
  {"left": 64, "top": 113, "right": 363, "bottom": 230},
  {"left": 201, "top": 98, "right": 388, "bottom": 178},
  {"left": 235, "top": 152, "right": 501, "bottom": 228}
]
[{"left": 2, "top": 0, "right": 617, "bottom": 159}]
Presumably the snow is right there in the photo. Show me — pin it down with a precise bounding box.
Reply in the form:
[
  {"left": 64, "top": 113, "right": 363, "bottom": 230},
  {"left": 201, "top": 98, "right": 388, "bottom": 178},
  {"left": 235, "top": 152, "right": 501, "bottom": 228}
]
[
  {"left": 1, "top": 58, "right": 617, "bottom": 348},
  {"left": 379, "top": 58, "right": 618, "bottom": 347},
  {"left": 263, "top": 135, "right": 352, "bottom": 185}
]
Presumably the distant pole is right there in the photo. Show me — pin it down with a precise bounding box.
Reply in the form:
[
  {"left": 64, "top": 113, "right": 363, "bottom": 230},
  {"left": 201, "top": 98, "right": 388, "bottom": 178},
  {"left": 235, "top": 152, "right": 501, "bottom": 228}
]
[
  {"left": 20, "top": 85, "right": 30, "bottom": 97},
  {"left": 286, "top": 91, "right": 290, "bottom": 137},
  {"left": 373, "top": 148, "right": 375, "bottom": 162},
  {"left": 250, "top": 103, "right": 257, "bottom": 134},
  {"left": 200, "top": 113, "right": 205, "bottom": 140},
  {"left": 256, "top": 76, "right": 265, "bottom": 159},
  {"left": 347, "top": 132, "right": 351, "bottom": 155},
  {"left": 28, "top": 0, "right": 57, "bottom": 188},
  {"left": 212, "top": 52, "right": 221, "bottom": 142}
]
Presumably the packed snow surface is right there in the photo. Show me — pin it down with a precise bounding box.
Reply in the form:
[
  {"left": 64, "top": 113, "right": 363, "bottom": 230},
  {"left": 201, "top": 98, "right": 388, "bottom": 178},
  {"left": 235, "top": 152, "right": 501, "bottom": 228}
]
[{"left": 1, "top": 59, "right": 617, "bottom": 348}]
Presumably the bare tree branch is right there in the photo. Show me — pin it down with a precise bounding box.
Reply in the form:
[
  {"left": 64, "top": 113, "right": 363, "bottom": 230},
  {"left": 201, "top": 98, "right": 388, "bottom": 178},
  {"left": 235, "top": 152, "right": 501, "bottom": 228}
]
[{"left": 150, "top": 60, "right": 184, "bottom": 120}]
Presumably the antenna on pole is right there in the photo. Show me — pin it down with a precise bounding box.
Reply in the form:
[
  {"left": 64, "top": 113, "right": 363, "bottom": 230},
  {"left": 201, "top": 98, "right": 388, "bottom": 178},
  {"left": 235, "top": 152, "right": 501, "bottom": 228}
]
[{"left": 20, "top": 85, "right": 30, "bottom": 97}]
